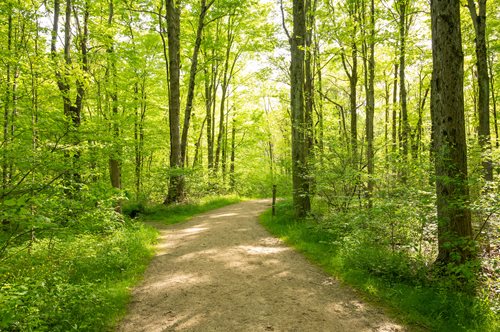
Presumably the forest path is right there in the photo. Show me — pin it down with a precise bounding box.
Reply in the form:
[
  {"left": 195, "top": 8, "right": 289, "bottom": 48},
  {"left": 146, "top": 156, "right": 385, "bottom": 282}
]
[{"left": 118, "top": 200, "right": 405, "bottom": 332}]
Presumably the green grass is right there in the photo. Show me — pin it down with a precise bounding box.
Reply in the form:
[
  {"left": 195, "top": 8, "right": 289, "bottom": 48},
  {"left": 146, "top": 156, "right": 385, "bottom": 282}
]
[
  {"left": 0, "top": 195, "right": 243, "bottom": 331},
  {"left": 142, "top": 194, "right": 243, "bottom": 225},
  {"left": 0, "top": 222, "right": 158, "bottom": 331},
  {"left": 260, "top": 201, "right": 498, "bottom": 332}
]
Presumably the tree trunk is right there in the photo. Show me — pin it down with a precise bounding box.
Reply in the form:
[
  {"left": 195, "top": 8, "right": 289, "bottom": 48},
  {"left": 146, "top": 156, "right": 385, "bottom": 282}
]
[
  {"left": 365, "top": 0, "right": 375, "bottom": 208},
  {"left": 107, "top": 0, "right": 121, "bottom": 193},
  {"left": 3, "top": 12, "right": 12, "bottom": 190},
  {"left": 350, "top": 41, "right": 358, "bottom": 169},
  {"left": 215, "top": 16, "right": 234, "bottom": 176},
  {"left": 467, "top": 0, "right": 492, "bottom": 181},
  {"left": 315, "top": 41, "right": 324, "bottom": 161},
  {"left": 230, "top": 117, "right": 236, "bottom": 190},
  {"left": 414, "top": 72, "right": 429, "bottom": 160},
  {"left": 488, "top": 53, "right": 499, "bottom": 148},
  {"left": 431, "top": 0, "right": 473, "bottom": 265},
  {"left": 304, "top": 0, "right": 315, "bottom": 157},
  {"left": 51, "top": 0, "right": 81, "bottom": 188},
  {"left": 192, "top": 116, "right": 206, "bottom": 168},
  {"left": 398, "top": 0, "right": 409, "bottom": 182},
  {"left": 290, "top": 0, "right": 311, "bottom": 217},
  {"left": 165, "top": 0, "right": 184, "bottom": 204},
  {"left": 204, "top": 65, "right": 214, "bottom": 172},
  {"left": 222, "top": 105, "right": 229, "bottom": 184},
  {"left": 384, "top": 76, "right": 390, "bottom": 167},
  {"left": 180, "top": 0, "right": 212, "bottom": 166},
  {"left": 392, "top": 63, "right": 398, "bottom": 157}
]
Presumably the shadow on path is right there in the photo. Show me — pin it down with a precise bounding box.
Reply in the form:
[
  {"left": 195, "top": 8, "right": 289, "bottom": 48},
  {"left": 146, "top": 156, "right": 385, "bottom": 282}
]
[{"left": 118, "top": 200, "right": 404, "bottom": 332}]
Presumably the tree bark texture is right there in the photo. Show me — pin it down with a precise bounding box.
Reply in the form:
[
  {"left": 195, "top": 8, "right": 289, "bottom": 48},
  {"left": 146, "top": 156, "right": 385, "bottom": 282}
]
[
  {"left": 365, "top": 0, "right": 375, "bottom": 207},
  {"left": 431, "top": 0, "right": 473, "bottom": 264},
  {"left": 398, "top": 0, "right": 409, "bottom": 182},
  {"left": 290, "top": 0, "right": 311, "bottom": 217},
  {"left": 165, "top": 0, "right": 185, "bottom": 204}
]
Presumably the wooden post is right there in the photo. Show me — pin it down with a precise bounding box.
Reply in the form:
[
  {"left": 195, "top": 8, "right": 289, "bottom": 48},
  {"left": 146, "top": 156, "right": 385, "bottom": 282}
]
[{"left": 272, "top": 184, "right": 277, "bottom": 216}]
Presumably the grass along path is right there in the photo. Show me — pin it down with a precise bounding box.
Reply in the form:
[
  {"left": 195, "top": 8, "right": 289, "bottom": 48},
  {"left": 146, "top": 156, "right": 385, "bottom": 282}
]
[
  {"left": 118, "top": 199, "right": 404, "bottom": 331},
  {"left": 0, "top": 196, "right": 242, "bottom": 331},
  {"left": 259, "top": 201, "right": 498, "bottom": 331}
]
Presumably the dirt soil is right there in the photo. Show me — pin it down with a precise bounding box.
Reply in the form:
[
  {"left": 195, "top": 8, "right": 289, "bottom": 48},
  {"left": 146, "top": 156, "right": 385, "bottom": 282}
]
[{"left": 118, "top": 199, "right": 406, "bottom": 332}]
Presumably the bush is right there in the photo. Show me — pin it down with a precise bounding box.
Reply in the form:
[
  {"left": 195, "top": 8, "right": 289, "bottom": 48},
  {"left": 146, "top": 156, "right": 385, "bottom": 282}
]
[{"left": 0, "top": 220, "right": 157, "bottom": 331}]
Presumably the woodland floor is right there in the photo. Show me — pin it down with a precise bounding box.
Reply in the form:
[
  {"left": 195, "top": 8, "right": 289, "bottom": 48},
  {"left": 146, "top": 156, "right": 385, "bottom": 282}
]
[{"left": 118, "top": 200, "right": 406, "bottom": 332}]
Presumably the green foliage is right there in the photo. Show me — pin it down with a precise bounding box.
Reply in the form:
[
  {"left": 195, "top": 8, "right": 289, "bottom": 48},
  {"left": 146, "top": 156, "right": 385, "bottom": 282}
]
[
  {"left": 260, "top": 201, "right": 499, "bottom": 332},
  {"left": 0, "top": 217, "right": 157, "bottom": 331}
]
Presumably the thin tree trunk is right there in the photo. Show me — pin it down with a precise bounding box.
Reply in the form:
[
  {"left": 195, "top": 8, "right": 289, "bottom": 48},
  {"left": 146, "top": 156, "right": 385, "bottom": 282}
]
[
  {"left": 230, "top": 117, "right": 236, "bottom": 190},
  {"left": 488, "top": 53, "right": 499, "bottom": 148},
  {"left": 315, "top": 41, "right": 324, "bottom": 161},
  {"left": 180, "top": 0, "right": 213, "bottom": 165},
  {"left": 215, "top": 16, "right": 234, "bottom": 175},
  {"left": 350, "top": 43, "right": 358, "bottom": 169},
  {"left": 106, "top": 0, "right": 121, "bottom": 194},
  {"left": 384, "top": 75, "right": 390, "bottom": 167},
  {"left": 304, "top": 0, "right": 315, "bottom": 157},
  {"left": 398, "top": 0, "right": 409, "bottom": 182},
  {"left": 3, "top": 12, "right": 12, "bottom": 190},
  {"left": 467, "top": 0, "right": 492, "bottom": 181},
  {"left": 204, "top": 65, "right": 214, "bottom": 172},
  {"left": 222, "top": 105, "right": 229, "bottom": 184},
  {"left": 365, "top": 0, "right": 375, "bottom": 208},
  {"left": 392, "top": 62, "right": 398, "bottom": 157},
  {"left": 415, "top": 74, "right": 429, "bottom": 160},
  {"left": 193, "top": 116, "right": 206, "bottom": 168},
  {"left": 134, "top": 83, "right": 142, "bottom": 199}
]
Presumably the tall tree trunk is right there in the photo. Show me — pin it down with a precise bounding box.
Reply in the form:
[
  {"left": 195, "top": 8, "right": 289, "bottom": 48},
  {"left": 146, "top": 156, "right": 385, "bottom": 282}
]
[
  {"left": 290, "top": 0, "right": 310, "bottom": 217},
  {"left": 467, "top": 0, "right": 492, "bottom": 181},
  {"left": 134, "top": 82, "right": 142, "bottom": 199},
  {"left": 106, "top": 0, "right": 121, "bottom": 193},
  {"left": 215, "top": 16, "right": 235, "bottom": 175},
  {"left": 204, "top": 65, "right": 214, "bottom": 172},
  {"left": 165, "top": 0, "right": 184, "bottom": 204},
  {"left": 349, "top": 42, "right": 358, "bottom": 169},
  {"left": 315, "top": 41, "right": 324, "bottom": 161},
  {"left": 384, "top": 75, "right": 390, "bottom": 167},
  {"left": 398, "top": 0, "right": 409, "bottom": 182},
  {"left": 488, "top": 53, "right": 499, "bottom": 148},
  {"left": 3, "top": 12, "right": 12, "bottom": 190},
  {"left": 52, "top": 0, "right": 81, "bottom": 187},
  {"left": 304, "top": 0, "right": 315, "bottom": 157},
  {"left": 180, "top": 0, "right": 213, "bottom": 165},
  {"left": 431, "top": 0, "right": 473, "bottom": 265},
  {"left": 365, "top": 0, "right": 375, "bottom": 208}
]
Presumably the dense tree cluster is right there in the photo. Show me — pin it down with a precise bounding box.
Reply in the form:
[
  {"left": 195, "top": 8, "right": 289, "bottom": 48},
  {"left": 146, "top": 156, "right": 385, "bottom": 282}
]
[
  {"left": 0, "top": 0, "right": 499, "bottom": 326},
  {"left": 284, "top": 0, "right": 499, "bottom": 269}
]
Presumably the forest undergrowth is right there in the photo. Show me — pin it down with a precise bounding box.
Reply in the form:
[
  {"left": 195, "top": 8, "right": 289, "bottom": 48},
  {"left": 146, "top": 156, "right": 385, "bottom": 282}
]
[
  {"left": 261, "top": 199, "right": 499, "bottom": 332},
  {"left": 0, "top": 195, "right": 240, "bottom": 331}
]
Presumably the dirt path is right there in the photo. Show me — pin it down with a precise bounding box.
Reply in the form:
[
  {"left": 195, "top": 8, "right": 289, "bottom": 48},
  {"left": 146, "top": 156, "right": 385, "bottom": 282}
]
[{"left": 118, "top": 200, "right": 405, "bottom": 332}]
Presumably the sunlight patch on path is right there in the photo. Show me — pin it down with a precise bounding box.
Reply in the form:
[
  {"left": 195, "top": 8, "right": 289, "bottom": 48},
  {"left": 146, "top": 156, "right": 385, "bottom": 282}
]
[{"left": 118, "top": 200, "right": 405, "bottom": 332}]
